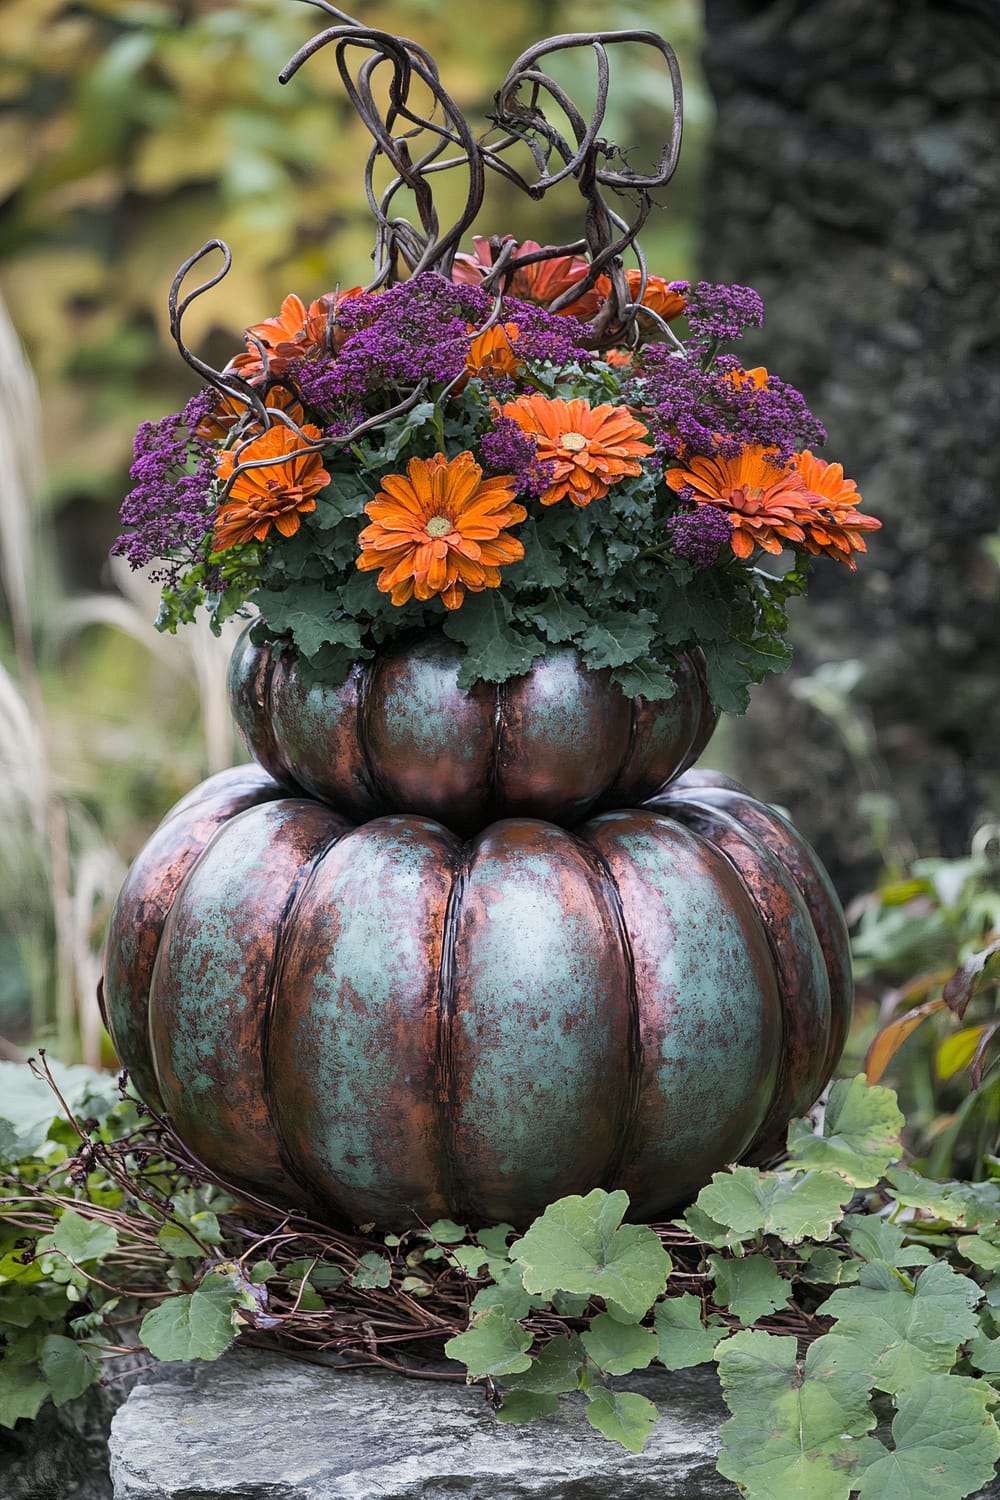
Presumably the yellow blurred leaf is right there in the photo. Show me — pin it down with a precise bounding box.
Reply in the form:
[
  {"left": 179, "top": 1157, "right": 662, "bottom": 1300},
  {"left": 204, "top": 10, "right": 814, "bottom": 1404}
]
[
  {"left": 865, "top": 997, "right": 948, "bottom": 1084},
  {"left": 0, "top": 117, "right": 39, "bottom": 200},
  {"left": 0, "top": 0, "right": 69, "bottom": 58},
  {"left": 936, "top": 1026, "right": 988, "bottom": 1083},
  {"left": 877, "top": 877, "right": 933, "bottom": 907},
  {"left": 131, "top": 115, "right": 232, "bottom": 194}
]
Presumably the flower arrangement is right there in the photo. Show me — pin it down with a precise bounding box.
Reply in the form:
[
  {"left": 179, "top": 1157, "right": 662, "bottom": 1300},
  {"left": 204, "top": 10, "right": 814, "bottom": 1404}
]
[
  {"left": 115, "top": 246, "right": 879, "bottom": 712},
  {"left": 113, "top": 16, "right": 879, "bottom": 715}
]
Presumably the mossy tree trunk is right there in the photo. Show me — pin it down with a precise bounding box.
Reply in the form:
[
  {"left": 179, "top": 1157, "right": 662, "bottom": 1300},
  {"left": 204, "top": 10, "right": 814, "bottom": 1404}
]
[{"left": 701, "top": 0, "right": 1000, "bottom": 894}]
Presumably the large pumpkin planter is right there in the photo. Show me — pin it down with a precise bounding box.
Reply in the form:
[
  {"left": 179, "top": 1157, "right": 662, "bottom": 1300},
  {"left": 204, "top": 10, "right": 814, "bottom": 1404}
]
[
  {"left": 102, "top": 762, "right": 850, "bottom": 1230},
  {"left": 228, "top": 630, "right": 718, "bottom": 836}
]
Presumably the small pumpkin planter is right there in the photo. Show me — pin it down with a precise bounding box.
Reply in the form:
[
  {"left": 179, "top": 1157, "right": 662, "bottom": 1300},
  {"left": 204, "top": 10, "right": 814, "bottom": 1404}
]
[
  {"left": 102, "top": 764, "right": 850, "bottom": 1230},
  {"left": 228, "top": 629, "right": 718, "bottom": 837}
]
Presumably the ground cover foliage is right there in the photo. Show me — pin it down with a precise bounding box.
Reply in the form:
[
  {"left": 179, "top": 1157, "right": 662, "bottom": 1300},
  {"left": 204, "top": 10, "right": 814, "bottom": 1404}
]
[{"left": 1, "top": 1060, "right": 998, "bottom": 1497}]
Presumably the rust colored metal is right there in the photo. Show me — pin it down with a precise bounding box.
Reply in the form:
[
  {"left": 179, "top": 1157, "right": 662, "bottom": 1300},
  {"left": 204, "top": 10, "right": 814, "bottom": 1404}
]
[
  {"left": 228, "top": 630, "right": 717, "bottom": 837},
  {"left": 103, "top": 768, "right": 843, "bottom": 1231}
]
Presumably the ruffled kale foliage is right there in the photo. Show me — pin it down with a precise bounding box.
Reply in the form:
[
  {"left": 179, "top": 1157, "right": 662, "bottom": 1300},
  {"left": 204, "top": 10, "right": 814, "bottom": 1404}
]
[{"left": 2, "top": 1064, "right": 997, "bottom": 1497}]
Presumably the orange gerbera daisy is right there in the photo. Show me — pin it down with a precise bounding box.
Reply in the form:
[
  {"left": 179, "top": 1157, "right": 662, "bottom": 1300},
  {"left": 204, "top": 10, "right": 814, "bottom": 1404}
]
[
  {"left": 501, "top": 395, "right": 654, "bottom": 507},
  {"left": 665, "top": 447, "right": 816, "bottom": 559},
  {"left": 594, "top": 270, "right": 687, "bottom": 326},
  {"left": 228, "top": 287, "right": 363, "bottom": 380},
  {"left": 452, "top": 238, "right": 602, "bottom": 317},
  {"left": 724, "top": 365, "right": 769, "bottom": 391},
  {"left": 465, "top": 322, "right": 523, "bottom": 380},
  {"left": 194, "top": 384, "right": 305, "bottom": 443},
  {"left": 792, "top": 449, "right": 881, "bottom": 570},
  {"left": 213, "top": 424, "right": 329, "bottom": 550},
  {"left": 356, "top": 452, "right": 525, "bottom": 611}
]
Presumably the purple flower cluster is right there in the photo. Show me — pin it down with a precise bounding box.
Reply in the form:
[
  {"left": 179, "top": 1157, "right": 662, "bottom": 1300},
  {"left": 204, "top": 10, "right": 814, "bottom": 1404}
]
[
  {"left": 479, "top": 415, "right": 555, "bottom": 499},
  {"left": 679, "top": 281, "right": 764, "bottom": 343},
  {"left": 289, "top": 273, "right": 590, "bottom": 419},
  {"left": 113, "top": 390, "right": 218, "bottom": 580},
  {"left": 666, "top": 506, "right": 733, "bottom": 569},
  {"left": 628, "top": 349, "right": 825, "bottom": 464}
]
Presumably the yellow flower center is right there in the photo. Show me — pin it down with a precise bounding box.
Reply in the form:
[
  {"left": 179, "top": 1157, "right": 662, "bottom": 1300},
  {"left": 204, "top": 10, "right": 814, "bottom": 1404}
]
[
  {"left": 426, "top": 515, "right": 452, "bottom": 538},
  {"left": 561, "top": 432, "right": 588, "bottom": 452}
]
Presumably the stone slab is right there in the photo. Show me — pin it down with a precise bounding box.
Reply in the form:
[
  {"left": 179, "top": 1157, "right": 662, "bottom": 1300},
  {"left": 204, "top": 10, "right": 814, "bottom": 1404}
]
[{"left": 109, "top": 1346, "right": 738, "bottom": 1499}]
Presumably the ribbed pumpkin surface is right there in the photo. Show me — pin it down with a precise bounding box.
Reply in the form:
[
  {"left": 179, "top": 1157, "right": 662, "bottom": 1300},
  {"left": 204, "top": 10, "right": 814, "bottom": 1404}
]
[
  {"left": 228, "top": 632, "right": 718, "bottom": 837},
  {"left": 102, "top": 766, "right": 850, "bottom": 1229}
]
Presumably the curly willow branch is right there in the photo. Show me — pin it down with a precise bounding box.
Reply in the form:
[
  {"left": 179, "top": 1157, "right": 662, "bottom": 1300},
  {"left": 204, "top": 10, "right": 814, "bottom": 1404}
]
[{"left": 167, "top": 7, "right": 685, "bottom": 485}]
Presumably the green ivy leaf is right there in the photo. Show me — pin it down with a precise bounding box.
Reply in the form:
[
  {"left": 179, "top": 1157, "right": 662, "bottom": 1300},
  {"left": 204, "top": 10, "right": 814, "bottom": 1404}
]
[
  {"left": 883, "top": 1169, "right": 984, "bottom": 1226},
  {"left": 51, "top": 1210, "right": 118, "bottom": 1266},
  {"left": 292, "top": 1282, "right": 325, "bottom": 1311},
  {"left": 677, "top": 1202, "right": 732, "bottom": 1249},
  {"left": 449, "top": 1245, "right": 490, "bottom": 1277},
  {"left": 476, "top": 1225, "right": 516, "bottom": 1256},
  {"left": 795, "top": 1244, "right": 860, "bottom": 1286},
  {"left": 585, "top": 1388, "right": 658, "bottom": 1453},
  {"left": 504, "top": 1334, "right": 584, "bottom": 1394},
  {"left": 783, "top": 1076, "right": 904, "bottom": 1186},
  {"left": 351, "top": 1252, "right": 391, "bottom": 1290},
  {"left": 653, "top": 1293, "right": 725, "bottom": 1370},
  {"left": 717, "top": 1330, "right": 878, "bottom": 1500},
  {"left": 470, "top": 1263, "right": 546, "bottom": 1320},
  {"left": 0, "top": 1288, "right": 70, "bottom": 1329},
  {"left": 156, "top": 1211, "right": 222, "bottom": 1259},
  {"left": 0, "top": 1364, "right": 49, "bottom": 1429},
  {"left": 957, "top": 1234, "right": 1000, "bottom": 1272},
  {"left": 693, "top": 1166, "right": 854, "bottom": 1245},
  {"left": 817, "top": 1260, "right": 982, "bottom": 1397},
  {"left": 496, "top": 1389, "right": 560, "bottom": 1423},
  {"left": 39, "top": 1333, "right": 99, "bottom": 1407},
  {"left": 138, "top": 1271, "right": 247, "bottom": 1361},
  {"left": 709, "top": 1253, "right": 788, "bottom": 1324},
  {"left": 422, "top": 1219, "right": 467, "bottom": 1244},
  {"left": 581, "top": 1312, "right": 658, "bottom": 1375},
  {"left": 840, "top": 1216, "right": 937, "bottom": 1270},
  {"left": 968, "top": 1319, "right": 1000, "bottom": 1376},
  {"left": 510, "top": 1189, "right": 671, "bottom": 1320},
  {"left": 444, "top": 1305, "right": 532, "bottom": 1379},
  {"left": 551, "top": 1291, "right": 592, "bottom": 1317},
  {"left": 854, "top": 1374, "right": 1000, "bottom": 1499}
]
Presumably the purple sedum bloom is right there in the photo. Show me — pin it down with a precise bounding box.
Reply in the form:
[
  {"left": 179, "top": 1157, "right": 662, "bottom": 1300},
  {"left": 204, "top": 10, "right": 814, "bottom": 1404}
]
[
  {"left": 666, "top": 506, "right": 733, "bottom": 569},
  {"left": 112, "top": 391, "right": 218, "bottom": 583}
]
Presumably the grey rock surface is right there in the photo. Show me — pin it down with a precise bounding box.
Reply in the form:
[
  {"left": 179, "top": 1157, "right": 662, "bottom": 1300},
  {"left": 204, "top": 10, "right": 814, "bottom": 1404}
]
[{"left": 109, "top": 1346, "right": 737, "bottom": 1499}]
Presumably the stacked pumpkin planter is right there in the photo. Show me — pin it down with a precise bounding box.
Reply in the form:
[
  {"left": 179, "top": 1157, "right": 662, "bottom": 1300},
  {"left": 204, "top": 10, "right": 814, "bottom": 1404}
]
[{"left": 102, "top": 632, "right": 851, "bottom": 1230}]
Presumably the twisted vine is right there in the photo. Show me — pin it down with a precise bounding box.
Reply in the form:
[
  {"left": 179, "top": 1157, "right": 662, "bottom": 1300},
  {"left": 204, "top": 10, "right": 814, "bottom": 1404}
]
[{"left": 167, "top": 1, "right": 684, "bottom": 481}]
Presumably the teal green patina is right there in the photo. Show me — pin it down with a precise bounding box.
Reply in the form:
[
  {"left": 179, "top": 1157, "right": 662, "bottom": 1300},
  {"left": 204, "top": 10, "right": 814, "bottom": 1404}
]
[
  {"left": 149, "top": 798, "right": 345, "bottom": 1204},
  {"left": 102, "top": 765, "right": 851, "bottom": 1231},
  {"left": 583, "top": 812, "right": 782, "bottom": 1217}
]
